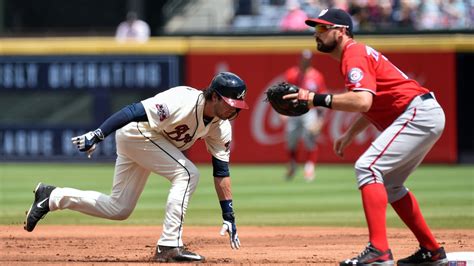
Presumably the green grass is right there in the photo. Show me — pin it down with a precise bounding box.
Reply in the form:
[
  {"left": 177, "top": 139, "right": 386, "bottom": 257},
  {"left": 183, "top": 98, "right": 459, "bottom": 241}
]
[{"left": 0, "top": 163, "right": 472, "bottom": 228}]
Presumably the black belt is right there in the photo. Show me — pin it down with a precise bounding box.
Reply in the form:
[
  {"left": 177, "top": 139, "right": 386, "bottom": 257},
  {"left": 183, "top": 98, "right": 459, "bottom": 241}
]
[{"left": 420, "top": 92, "right": 433, "bottom": 101}]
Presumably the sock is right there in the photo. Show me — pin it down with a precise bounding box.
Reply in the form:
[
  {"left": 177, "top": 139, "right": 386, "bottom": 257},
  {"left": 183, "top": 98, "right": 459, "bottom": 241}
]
[
  {"left": 391, "top": 191, "right": 440, "bottom": 251},
  {"left": 361, "top": 183, "right": 389, "bottom": 252},
  {"left": 306, "top": 148, "right": 318, "bottom": 164}
]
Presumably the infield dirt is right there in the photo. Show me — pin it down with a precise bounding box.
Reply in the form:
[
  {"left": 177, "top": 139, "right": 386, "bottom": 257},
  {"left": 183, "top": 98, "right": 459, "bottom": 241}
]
[{"left": 1, "top": 225, "right": 473, "bottom": 265}]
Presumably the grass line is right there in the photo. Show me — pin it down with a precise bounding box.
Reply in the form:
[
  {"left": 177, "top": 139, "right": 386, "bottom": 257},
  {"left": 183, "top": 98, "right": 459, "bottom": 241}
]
[{"left": 0, "top": 163, "right": 472, "bottom": 228}]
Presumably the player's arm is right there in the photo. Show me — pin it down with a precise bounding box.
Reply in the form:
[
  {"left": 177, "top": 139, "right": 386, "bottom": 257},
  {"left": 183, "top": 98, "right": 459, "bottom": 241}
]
[
  {"left": 312, "top": 90, "right": 373, "bottom": 112},
  {"left": 334, "top": 114, "right": 371, "bottom": 157},
  {"left": 212, "top": 156, "right": 240, "bottom": 249},
  {"left": 282, "top": 90, "right": 373, "bottom": 113},
  {"left": 71, "top": 102, "right": 148, "bottom": 157}
]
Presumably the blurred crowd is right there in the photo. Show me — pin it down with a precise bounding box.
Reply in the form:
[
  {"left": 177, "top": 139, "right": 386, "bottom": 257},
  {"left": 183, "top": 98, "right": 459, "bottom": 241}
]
[{"left": 233, "top": 0, "right": 473, "bottom": 31}]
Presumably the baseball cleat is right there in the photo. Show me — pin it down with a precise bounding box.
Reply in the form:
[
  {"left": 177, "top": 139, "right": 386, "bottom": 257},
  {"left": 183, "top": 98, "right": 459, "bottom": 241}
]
[
  {"left": 153, "top": 245, "right": 205, "bottom": 262},
  {"left": 397, "top": 246, "right": 448, "bottom": 266},
  {"left": 24, "top": 182, "right": 56, "bottom": 232},
  {"left": 340, "top": 243, "right": 394, "bottom": 266},
  {"left": 303, "top": 161, "right": 315, "bottom": 182}
]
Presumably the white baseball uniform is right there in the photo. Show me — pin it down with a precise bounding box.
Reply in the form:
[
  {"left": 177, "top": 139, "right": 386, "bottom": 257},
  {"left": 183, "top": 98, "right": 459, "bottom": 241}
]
[{"left": 49, "top": 86, "right": 232, "bottom": 247}]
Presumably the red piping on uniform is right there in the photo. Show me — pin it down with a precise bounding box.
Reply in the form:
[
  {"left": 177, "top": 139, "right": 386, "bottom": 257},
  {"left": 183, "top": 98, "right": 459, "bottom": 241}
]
[{"left": 368, "top": 108, "right": 417, "bottom": 182}]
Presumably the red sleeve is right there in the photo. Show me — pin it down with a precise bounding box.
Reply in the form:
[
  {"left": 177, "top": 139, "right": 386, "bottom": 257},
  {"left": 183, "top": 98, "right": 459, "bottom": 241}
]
[{"left": 343, "top": 53, "right": 377, "bottom": 94}]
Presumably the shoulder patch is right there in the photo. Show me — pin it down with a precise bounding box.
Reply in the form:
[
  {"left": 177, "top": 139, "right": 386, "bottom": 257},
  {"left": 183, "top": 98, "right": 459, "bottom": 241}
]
[
  {"left": 155, "top": 104, "right": 170, "bottom": 121},
  {"left": 348, "top": 68, "right": 364, "bottom": 84}
]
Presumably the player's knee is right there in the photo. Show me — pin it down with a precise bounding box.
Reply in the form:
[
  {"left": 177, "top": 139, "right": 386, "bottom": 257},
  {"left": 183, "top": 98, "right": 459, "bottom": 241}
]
[
  {"left": 386, "top": 185, "right": 408, "bottom": 203},
  {"left": 109, "top": 207, "right": 133, "bottom": 220},
  {"left": 355, "top": 158, "right": 384, "bottom": 185},
  {"left": 186, "top": 166, "right": 200, "bottom": 193},
  {"left": 354, "top": 158, "right": 372, "bottom": 177}
]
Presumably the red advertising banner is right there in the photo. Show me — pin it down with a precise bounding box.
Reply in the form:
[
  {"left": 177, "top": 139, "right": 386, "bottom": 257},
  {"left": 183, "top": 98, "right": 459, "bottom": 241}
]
[{"left": 185, "top": 52, "right": 457, "bottom": 163}]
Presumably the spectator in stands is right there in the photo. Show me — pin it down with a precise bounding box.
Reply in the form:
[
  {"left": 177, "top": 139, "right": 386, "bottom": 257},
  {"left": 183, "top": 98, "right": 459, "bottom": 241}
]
[
  {"left": 416, "top": 0, "right": 444, "bottom": 30},
  {"left": 441, "top": 0, "right": 469, "bottom": 29},
  {"left": 115, "top": 11, "right": 151, "bottom": 43},
  {"left": 375, "top": 0, "right": 395, "bottom": 29},
  {"left": 239, "top": 0, "right": 471, "bottom": 32},
  {"left": 301, "top": 0, "right": 325, "bottom": 18},
  {"left": 392, "top": 0, "right": 417, "bottom": 29},
  {"left": 280, "top": 0, "right": 309, "bottom": 31}
]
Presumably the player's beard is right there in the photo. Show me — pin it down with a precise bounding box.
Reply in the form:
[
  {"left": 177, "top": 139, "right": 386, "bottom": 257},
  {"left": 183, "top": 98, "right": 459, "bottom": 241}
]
[
  {"left": 316, "top": 38, "right": 337, "bottom": 53},
  {"left": 214, "top": 105, "right": 238, "bottom": 120},
  {"left": 219, "top": 110, "right": 238, "bottom": 120}
]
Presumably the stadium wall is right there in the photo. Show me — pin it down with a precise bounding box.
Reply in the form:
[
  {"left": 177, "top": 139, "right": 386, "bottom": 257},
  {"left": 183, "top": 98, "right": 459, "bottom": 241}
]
[{"left": 0, "top": 35, "right": 472, "bottom": 163}]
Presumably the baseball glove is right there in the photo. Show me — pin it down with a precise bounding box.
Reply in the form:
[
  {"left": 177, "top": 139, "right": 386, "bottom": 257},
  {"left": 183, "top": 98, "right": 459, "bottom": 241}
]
[{"left": 265, "top": 82, "right": 309, "bottom": 116}]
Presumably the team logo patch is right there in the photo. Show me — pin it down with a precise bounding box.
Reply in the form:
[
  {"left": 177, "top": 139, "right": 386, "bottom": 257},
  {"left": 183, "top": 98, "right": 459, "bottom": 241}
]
[
  {"left": 318, "top": 9, "right": 328, "bottom": 17},
  {"left": 237, "top": 90, "right": 246, "bottom": 100},
  {"left": 348, "top": 68, "right": 364, "bottom": 84},
  {"left": 155, "top": 104, "right": 170, "bottom": 121}
]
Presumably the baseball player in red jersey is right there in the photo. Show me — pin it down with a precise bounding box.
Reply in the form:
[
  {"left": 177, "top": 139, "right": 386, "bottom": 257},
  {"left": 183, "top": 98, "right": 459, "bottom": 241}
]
[
  {"left": 24, "top": 72, "right": 247, "bottom": 262},
  {"left": 285, "top": 8, "right": 448, "bottom": 266},
  {"left": 283, "top": 49, "right": 328, "bottom": 181}
]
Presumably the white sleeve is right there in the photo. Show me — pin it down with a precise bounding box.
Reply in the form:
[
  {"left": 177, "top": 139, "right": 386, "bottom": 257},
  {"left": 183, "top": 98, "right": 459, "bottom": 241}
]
[{"left": 205, "top": 121, "right": 232, "bottom": 162}]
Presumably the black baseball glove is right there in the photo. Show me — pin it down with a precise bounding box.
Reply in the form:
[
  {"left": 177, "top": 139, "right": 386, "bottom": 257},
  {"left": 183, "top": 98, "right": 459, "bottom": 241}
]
[{"left": 265, "top": 82, "right": 309, "bottom": 116}]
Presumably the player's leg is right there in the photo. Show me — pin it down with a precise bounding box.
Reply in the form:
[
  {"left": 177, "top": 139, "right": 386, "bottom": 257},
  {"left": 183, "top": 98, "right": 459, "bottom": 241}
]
[
  {"left": 302, "top": 110, "right": 318, "bottom": 181},
  {"left": 365, "top": 97, "right": 445, "bottom": 250},
  {"left": 24, "top": 132, "right": 151, "bottom": 232},
  {"left": 339, "top": 110, "right": 429, "bottom": 264},
  {"left": 126, "top": 134, "right": 202, "bottom": 261},
  {"left": 346, "top": 96, "right": 445, "bottom": 265},
  {"left": 48, "top": 131, "right": 152, "bottom": 219},
  {"left": 382, "top": 99, "right": 447, "bottom": 265},
  {"left": 339, "top": 127, "right": 401, "bottom": 265},
  {"left": 385, "top": 152, "right": 441, "bottom": 252},
  {"left": 138, "top": 138, "right": 199, "bottom": 248},
  {"left": 48, "top": 154, "right": 150, "bottom": 220},
  {"left": 285, "top": 117, "right": 301, "bottom": 179}
]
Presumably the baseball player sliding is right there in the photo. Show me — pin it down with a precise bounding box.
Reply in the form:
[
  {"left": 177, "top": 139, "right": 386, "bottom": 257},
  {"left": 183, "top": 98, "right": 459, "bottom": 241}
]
[
  {"left": 283, "top": 8, "right": 448, "bottom": 266},
  {"left": 24, "top": 72, "right": 248, "bottom": 262}
]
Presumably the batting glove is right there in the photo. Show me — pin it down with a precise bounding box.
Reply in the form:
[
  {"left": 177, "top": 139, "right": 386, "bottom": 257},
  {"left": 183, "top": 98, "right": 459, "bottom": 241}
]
[
  {"left": 71, "top": 129, "right": 104, "bottom": 158},
  {"left": 219, "top": 212, "right": 240, "bottom": 249}
]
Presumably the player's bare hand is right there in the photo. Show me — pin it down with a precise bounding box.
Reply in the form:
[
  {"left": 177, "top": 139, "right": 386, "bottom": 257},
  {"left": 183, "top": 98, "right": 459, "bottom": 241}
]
[
  {"left": 334, "top": 133, "right": 353, "bottom": 158},
  {"left": 282, "top": 92, "right": 298, "bottom": 100},
  {"left": 219, "top": 212, "right": 240, "bottom": 249},
  {"left": 71, "top": 129, "right": 104, "bottom": 157},
  {"left": 282, "top": 90, "right": 315, "bottom": 107}
]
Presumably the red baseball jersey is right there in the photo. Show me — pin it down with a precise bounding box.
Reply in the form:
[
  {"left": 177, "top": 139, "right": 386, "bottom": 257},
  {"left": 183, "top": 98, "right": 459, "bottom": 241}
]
[
  {"left": 285, "top": 66, "right": 327, "bottom": 94},
  {"left": 341, "top": 40, "right": 429, "bottom": 130}
]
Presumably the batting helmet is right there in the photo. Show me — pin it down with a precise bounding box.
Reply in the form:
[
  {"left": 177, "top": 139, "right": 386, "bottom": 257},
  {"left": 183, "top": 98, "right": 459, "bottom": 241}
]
[{"left": 209, "top": 72, "right": 249, "bottom": 109}]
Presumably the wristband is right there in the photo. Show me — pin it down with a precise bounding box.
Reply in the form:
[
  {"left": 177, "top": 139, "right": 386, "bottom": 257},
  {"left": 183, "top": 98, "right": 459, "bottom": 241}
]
[
  {"left": 93, "top": 128, "right": 105, "bottom": 141},
  {"left": 313, "top": 93, "right": 333, "bottom": 108},
  {"left": 222, "top": 211, "right": 235, "bottom": 222},
  {"left": 219, "top": 200, "right": 234, "bottom": 214},
  {"left": 220, "top": 200, "right": 235, "bottom": 222}
]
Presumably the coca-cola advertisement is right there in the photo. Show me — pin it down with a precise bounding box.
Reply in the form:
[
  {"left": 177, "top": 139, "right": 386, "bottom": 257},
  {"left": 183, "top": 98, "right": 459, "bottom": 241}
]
[{"left": 185, "top": 52, "right": 457, "bottom": 163}]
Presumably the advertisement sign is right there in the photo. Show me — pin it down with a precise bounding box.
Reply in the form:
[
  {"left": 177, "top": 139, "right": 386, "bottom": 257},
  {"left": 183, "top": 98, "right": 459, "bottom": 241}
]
[
  {"left": 0, "top": 55, "right": 180, "bottom": 91},
  {"left": 185, "top": 52, "right": 457, "bottom": 163},
  {"left": 0, "top": 128, "right": 116, "bottom": 161},
  {"left": 0, "top": 55, "right": 181, "bottom": 161}
]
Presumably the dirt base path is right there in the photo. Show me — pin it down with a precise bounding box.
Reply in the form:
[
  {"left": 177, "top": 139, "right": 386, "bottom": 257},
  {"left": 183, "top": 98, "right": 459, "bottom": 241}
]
[{"left": 1, "top": 225, "right": 473, "bottom": 265}]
